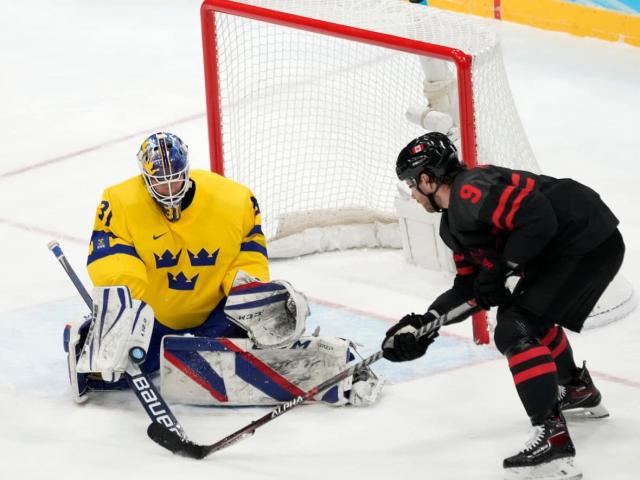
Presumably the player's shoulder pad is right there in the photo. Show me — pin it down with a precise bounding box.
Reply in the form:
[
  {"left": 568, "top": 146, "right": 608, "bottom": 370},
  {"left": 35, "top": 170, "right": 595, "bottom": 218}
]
[
  {"left": 191, "top": 169, "right": 253, "bottom": 196},
  {"left": 191, "top": 170, "right": 259, "bottom": 214},
  {"left": 450, "top": 166, "right": 500, "bottom": 210},
  {"left": 102, "top": 175, "right": 150, "bottom": 209},
  {"left": 93, "top": 175, "right": 156, "bottom": 233},
  {"left": 450, "top": 165, "right": 526, "bottom": 228}
]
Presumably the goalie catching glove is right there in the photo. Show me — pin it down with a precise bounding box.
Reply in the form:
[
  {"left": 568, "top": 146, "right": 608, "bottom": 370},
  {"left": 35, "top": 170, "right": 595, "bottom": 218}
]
[
  {"left": 76, "top": 285, "right": 154, "bottom": 382},
  {"left": 382, "top": 311, "right": 440, "bottom": 362},
  {"left": 224, "top": 271, "right": 309, "bottom": 348}
]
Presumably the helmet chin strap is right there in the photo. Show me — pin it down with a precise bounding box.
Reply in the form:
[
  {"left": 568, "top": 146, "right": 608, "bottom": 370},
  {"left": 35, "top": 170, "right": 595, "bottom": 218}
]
[{"left": 417, "top": 181, "right": 444, "bottom": 213}]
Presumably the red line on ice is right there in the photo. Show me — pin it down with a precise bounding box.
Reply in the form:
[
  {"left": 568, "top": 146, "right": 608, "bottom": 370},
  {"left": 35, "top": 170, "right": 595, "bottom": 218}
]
[{"left": 0, "top": 112, "right": 205, "bottom": 179}]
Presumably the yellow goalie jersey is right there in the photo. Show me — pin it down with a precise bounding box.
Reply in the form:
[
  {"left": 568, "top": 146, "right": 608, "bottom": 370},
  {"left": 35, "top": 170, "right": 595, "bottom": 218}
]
[{"left": 87, "top": 169, "right": 270, "bottom": 330}]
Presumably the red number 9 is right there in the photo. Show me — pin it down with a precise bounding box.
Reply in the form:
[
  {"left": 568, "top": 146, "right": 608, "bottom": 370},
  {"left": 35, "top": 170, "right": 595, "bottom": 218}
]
[{"left": 459, "top": 184, "right": 481, "bottom": 204}]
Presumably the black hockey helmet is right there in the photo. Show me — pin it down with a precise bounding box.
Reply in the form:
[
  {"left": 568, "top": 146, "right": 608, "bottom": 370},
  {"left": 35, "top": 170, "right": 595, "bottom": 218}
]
[{"left": 396, "top": 132, "right": 463, "bottom": 186}]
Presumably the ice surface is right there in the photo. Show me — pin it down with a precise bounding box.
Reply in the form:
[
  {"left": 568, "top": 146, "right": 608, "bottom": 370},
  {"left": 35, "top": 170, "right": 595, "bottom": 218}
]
[{"left": 1, "top": 1, "right": 638, "bottom": 479}]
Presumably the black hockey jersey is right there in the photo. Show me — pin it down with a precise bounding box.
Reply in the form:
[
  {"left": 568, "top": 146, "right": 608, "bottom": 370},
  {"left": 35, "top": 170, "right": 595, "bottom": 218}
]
[{"left": 440, "top": 165, "right": 619, "bottom": 277}]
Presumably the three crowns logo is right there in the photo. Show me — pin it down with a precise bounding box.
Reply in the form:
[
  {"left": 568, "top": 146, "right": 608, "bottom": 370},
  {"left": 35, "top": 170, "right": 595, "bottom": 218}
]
[
  {"left": 168, "top": 272, "right": 199, "bottom": 291},
  {"left": 155, "top": 247, "right": 220, "bottom": 291},
  {"left": 188, "top": 248, "right": 219, "bottom": 267},
  {"left": 154, "top": 249, "right": 181, "bottom": 269},
  {"left": 154, "top": 248, "right": 221, "bottom": 269}
]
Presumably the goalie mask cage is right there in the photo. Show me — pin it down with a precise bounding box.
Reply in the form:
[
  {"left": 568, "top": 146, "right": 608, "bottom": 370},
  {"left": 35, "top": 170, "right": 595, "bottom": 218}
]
[{"left": 200, "top": 0, "right": 541, "bottom": 344}]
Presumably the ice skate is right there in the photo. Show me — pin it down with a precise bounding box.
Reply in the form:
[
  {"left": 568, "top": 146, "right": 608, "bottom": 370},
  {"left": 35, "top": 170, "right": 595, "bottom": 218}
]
[
  {"left": 559, "top": 362, "right": 609, "bottom": 419},
  {"left": 503, "top": 412, "right": 582, "bottom": 480}
]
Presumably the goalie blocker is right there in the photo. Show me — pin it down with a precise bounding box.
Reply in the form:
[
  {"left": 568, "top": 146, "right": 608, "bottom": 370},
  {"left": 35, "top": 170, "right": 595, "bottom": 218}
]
[{"left": 64, "top": 285, "right": 154, "bottom": 402}]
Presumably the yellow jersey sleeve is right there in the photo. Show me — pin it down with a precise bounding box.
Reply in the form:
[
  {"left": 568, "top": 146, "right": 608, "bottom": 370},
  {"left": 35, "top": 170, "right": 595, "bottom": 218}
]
[
  {"left": 87, "top": 188, "right": 149, "bottom": 298},
  {"left": 222, "top": 192, "right": 270, "bottom": 294}
]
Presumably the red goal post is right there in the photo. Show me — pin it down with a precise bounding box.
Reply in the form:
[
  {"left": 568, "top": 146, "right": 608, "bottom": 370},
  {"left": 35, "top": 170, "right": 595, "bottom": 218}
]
[
  {"left": 199, "top": 0, "right": 541, "bottom": 345},
  {"left": 201, "top": 0, "right": 478, "bottom": 176}
]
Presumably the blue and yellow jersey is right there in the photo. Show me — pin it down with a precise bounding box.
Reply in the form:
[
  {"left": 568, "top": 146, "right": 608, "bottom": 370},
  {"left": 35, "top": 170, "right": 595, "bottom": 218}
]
[{"left": 87, "top": 169, "right": 269, "bottom": 330}]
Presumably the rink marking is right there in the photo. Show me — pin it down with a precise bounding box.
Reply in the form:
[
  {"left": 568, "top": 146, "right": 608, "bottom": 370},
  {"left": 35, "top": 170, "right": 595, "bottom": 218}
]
[
  {"left": 0, "top": 218, "right": 84, "bottom": 244},
  {"left": 310, "top": 296, "right": 640, "bottom": 390},
  {"left": 307, "top": 297, "right": 501, "bottom": 384},
  {"left": 591, "top": 371, "right": 640, "bottom": 389},
  {"left": 310, "top": 296, "right": 478, "bottom": 343},
  {"left": 2, "top": 294, "right": 638, "bottom": 398},
  {"left": 0, "top": 112, "right": 205, "bottom": 179}
]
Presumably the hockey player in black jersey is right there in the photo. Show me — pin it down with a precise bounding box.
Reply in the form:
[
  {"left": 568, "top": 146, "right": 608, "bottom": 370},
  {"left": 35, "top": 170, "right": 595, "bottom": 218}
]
[{"left": 382, "top": 132, "right": 625, "bottom": 480}]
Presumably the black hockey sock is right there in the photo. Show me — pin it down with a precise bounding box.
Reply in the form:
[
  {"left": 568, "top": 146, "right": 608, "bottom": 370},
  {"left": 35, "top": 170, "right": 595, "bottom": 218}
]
[
  {"left": 507, "top": 340, "right": 559, "bottom": 424},
  {"left": 540, "top": 326, "right": 578, "bottom": 384}
]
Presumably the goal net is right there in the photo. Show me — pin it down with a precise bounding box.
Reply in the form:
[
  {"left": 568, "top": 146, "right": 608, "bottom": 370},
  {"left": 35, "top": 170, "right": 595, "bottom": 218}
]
[
  {"left": 201, "top": 0, "right": 539, "bottom": 238},
  {"left": 200, "top": 0, "right": 634, "bottom": 342}
]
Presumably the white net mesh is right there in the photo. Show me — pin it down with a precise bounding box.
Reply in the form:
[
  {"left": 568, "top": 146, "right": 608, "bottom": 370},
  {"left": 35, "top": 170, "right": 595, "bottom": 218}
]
[{"left": 207, "top": 0, "right": 539, "bottom": 239}]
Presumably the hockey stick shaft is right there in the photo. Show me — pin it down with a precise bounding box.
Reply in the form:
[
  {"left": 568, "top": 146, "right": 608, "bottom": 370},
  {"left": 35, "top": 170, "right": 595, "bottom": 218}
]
[
  {"left": 124, "top": 366, "right": 187, "bottom": 440},
  {"left": 211, "top": 302, "right": 479, "bottom": 449},
  {"left": 147, "top": 348, "right": 385, "bottom": 458},
  {"left": 48, "top": 240, "right": 188, "bottom": 441},
  {"left": 48, "top": 241, "right": 93, "bottom": 310},
  {"left": 148, "top": 300, "right": 479, "bottom": 459},
  {"left": 210, "top": 350, "right": 383, "bottom": 453}
]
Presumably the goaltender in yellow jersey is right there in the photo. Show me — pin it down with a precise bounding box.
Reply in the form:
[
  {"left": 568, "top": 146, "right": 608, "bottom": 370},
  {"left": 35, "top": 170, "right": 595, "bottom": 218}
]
[
  {"left": 63, "top": 132, "right": 384, "bottom": 408},
  {"left": 64, "top": 131, "right": 274, "bottom": 388},
  {"left": 88, "top": 169, "right": 268, "bottom": 330}
]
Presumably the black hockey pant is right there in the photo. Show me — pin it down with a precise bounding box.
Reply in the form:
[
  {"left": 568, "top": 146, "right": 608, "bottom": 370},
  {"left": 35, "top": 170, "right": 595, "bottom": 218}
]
[{"left": 493, "top": 229, "right": 625, "bottom": 423}]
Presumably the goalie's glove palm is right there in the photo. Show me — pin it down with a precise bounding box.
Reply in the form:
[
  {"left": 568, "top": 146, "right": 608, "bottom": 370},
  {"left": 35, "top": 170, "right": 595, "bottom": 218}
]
[{"left": 382, "top": 312, "right": 439, "bottom": 362}]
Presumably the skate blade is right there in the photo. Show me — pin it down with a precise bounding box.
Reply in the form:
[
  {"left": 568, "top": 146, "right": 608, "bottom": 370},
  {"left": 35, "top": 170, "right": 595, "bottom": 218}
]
[
  {"left": 504, "top": 457, "right": 582, "bottom": 480},
  {"left": 564, "top": 402, "right": 609, "bottom": 419}
]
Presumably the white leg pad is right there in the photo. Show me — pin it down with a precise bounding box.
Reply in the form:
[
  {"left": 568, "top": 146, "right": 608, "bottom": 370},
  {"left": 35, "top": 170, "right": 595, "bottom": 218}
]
[{"left": 160, "top": 336, "right": 356, "bottom": 406}]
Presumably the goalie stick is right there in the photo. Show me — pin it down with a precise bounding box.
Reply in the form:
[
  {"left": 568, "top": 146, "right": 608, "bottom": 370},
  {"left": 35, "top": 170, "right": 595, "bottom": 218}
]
[
  {"left": 48, "top": 241, "right": 188, "bottom": 441},
  {"left": 147, "top": 300, "right": 480, "bottom": 459}
]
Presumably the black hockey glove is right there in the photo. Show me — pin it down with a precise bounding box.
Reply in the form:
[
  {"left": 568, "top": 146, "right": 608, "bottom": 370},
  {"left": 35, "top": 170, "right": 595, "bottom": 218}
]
[
  {"left": 473, "top": 259, "right": 512, "bottom": 310},
  {"left": 382, "top": 312, "right": 440, "bottom": 362}
]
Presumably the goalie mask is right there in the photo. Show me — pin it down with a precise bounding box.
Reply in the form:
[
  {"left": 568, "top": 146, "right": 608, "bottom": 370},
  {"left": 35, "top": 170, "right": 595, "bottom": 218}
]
[{"left": 137, "top": 132, "right": 190, "bottom": 222}]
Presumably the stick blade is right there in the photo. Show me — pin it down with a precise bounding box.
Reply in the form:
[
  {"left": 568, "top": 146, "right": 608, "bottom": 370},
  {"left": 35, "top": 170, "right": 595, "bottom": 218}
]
[{"left": 147, "top": 423, "right": 207, "bottom": 459}]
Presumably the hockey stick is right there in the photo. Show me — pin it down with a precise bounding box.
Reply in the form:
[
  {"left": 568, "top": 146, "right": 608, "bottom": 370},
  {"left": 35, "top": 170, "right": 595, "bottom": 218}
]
[
  {"left": 48, "top": 241, "right": 93, "bottom": 309},
  {"left": 48, "top": 241, "right": 188, "bottom": 441},
  {"left": 147, "top": 299, "right": 480, "bottom": 459}
]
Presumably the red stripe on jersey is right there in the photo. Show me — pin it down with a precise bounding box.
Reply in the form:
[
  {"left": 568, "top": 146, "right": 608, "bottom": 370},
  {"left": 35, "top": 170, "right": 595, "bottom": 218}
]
[
  {"left": 550, "top": 331, "right": 568, "bottom": 359},
  {"left": 505, "top": 177, "right": 536, "bottom": 230},
  {"left": 513, "top": 363, "right": 557, "bottom": 385},
  {"left": 508, "top": 345, "right": 550, "bottom": 368},
  {"left": 453, "top": 253, "right": 465, "bottom": 262},
  {"left": 540, "top": 326, "right": 558, "bottom": 346},
  {"left": 457, "top": 266, "right": 475, "bottom": 275},
  {"left": 491, "top": 173, "right": 520, "bottom": 229}
]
